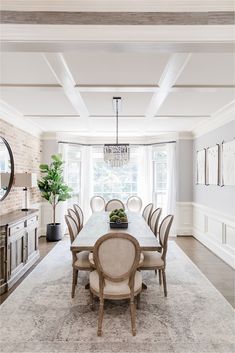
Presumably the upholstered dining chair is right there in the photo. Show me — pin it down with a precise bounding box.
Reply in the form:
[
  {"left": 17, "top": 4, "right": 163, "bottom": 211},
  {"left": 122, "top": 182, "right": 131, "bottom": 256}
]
[
  {"left": 65, "top": 215, "right": 91, "bottom": 298},
  {"left": 140, "top": 215, "right": 174, "bottom": 297},
  {"left": 89, "top": 233, "right": 142, "bottom": 336},
  {"left": 149, "top": 208, "right": 162, "bottom": 236},
  {"left": 142, "top": 203, "right": 153, "bottom": 225},
  {"left": 73, "top": 204, "right": 84, "bottom": 229},
  {"left": 105, "top": 199, "right": 125, "bottom": 211},
  {"left": 126, "top": 195, "right": 142, "bottom": 213},
  {"left": 90, "top": 196, "right": 106, "bottom": 213},
  {"left": 68, "top": 208, "right": 81, "bottom": 233}
]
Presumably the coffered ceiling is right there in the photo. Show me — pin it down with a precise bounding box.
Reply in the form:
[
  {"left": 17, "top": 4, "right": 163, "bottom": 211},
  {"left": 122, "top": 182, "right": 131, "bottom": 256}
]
[
  {"left": 0, "top": 51, "right": 234, "bottom": 136},
  {"left": 0, "top": 0, "right": 234, "bottom": 138}
]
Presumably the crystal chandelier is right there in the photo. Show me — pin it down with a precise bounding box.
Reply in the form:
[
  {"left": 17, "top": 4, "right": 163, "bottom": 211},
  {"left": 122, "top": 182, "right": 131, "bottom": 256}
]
[{"left": 104, "top": 97, "right": 130, "bottom": 167}]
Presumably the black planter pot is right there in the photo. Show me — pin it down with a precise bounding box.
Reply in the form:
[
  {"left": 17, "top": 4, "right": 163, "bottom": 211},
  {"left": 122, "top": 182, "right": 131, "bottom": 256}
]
[{"left": 46, "top": 223, "right": 62, "bottom": 242}]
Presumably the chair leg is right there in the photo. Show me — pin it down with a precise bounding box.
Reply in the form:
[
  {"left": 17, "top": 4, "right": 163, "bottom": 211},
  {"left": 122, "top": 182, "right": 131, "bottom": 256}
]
[
  {"left": 75, "top": 269, "right": 78, "bottom": 285},
  {"left": 90, "top": 291, "right": 95, "bottom": 311},
  {"left": 162, "top": 269, "right": 167, "bottom": 297},
  {"left": 71, "top": 269, "right": 78, "bottom": 298},
  {"left": 158, "top": 269, "right": 162, "bottom": 285},
  {"left": 136, "top": 293, "right": 140, "bottom": 310},
  {"left": 130, "top": 298, "right": 136, "bottom": 336},
  {"left": 155, "top": 269, "right": 158, "bottom": 275},
  {"left": 97, "top": 299, "right": 104, "bottom": 336}
]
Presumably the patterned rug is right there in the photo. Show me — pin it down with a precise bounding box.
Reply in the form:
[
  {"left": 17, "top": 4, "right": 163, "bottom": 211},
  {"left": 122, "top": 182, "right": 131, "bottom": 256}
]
[{"left": 0, "top": 238, "right": 234, "bottom": 353}]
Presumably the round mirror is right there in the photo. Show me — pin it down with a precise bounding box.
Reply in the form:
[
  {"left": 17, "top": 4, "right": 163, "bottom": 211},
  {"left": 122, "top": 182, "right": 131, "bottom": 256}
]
[{"left": 0, "top": 137, "right": 14, "bottom": 201}]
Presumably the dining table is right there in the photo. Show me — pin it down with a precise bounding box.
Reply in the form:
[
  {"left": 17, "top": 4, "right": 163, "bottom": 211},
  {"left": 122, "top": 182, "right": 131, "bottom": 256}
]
[{"left": 70, "top": 211, "right": 161, "bottom": 253}]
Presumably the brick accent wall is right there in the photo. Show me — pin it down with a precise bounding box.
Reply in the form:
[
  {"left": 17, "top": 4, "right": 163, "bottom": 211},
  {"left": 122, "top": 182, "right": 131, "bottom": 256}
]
[{"left": 0, "top": 119, "right": 42, "bottom": 215}]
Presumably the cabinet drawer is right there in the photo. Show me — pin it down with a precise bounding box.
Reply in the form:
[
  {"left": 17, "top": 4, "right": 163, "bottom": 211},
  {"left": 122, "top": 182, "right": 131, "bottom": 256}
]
[
  {"left": 9, "top": 222, "right": 25, "bottom": 235},
  {"left": 26, "top": 216, "right": 38, "bottom": 227}
]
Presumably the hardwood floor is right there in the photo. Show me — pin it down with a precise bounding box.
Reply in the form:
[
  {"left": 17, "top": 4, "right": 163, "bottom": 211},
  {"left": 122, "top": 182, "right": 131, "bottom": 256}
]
[
  {"left": 175, "top": 236, "right": 234, "bottom": 308},
  {"left": 1, "top": 236, "right": 234, "bottom": 308},
  {"left": 0, "top": 237, "right": 57, "bottom": 304}
]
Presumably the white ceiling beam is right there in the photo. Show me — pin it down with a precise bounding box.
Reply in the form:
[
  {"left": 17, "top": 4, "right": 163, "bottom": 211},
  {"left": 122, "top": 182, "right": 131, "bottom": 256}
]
[
  {"left": 1, "top": 1, "right": 234, "bottom": 12},
  {"left": 1, "top": 25, "right": 234, "bottom": 46},
  {"left": 77, "top": 85, "right": 159, "bottom": 93},
  {"left": 145, "top": 53, "right": 192, "bottom": 119},
  {"left": 0, "top": 84, "right": 234, "bottom": 94},
  {"left": 42, "top": 53, "right": 89, "bottom": 120},
  {"left": 171, "top": 85, "right": 235, "bottom": 93},
  {"left": 154, "top": 115, "right": 210, "bottom": 119}
]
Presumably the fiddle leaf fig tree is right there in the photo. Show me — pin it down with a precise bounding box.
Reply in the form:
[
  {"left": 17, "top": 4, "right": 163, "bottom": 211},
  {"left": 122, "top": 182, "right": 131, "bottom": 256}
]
[{"left": 38, "top": 154, "right": 72, "bottom": 225}]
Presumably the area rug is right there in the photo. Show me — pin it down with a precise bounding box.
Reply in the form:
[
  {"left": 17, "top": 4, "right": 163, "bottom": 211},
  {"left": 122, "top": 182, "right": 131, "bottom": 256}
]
[{"left": 0, "top": 238, "right": 234, "bottom": 353}]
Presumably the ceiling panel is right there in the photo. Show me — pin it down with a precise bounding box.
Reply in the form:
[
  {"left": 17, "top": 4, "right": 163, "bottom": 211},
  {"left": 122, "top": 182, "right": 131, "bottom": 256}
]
[
  {"left": 80, "top": 92, "right": 152, "bottom": 116},
  {"left": 30, "top": 117, "right": 85, "bottom": 132},
  {"left": 0, "top": 87, "right": 77, "bottom": 115},
  {"left": 64, "top": 52, "right": 170, "bottom": 85},
  {"left": 157, "top": 90, "right": 235, "bottom": 116},
  {"left": 0, "top": 53, "right": 58, "bottom": 84},
  {"left": 176, "top": 53, "right": 235, "bottom": 85},
  {"left": 150, "top": 117, "right": 207, "bottom": 132}
]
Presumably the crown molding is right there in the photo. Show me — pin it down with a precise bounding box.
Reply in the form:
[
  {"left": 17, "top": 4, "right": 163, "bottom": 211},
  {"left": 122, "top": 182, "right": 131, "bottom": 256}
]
[
  {"left": 178, "top": 131, "right": 194, "bottom": 140},
  {"left": 41, "top": 131, "right": 179, "bottom": 144},
  {"left": 0, "top": 100, "right": 43, "bottom": 138},
  {"left": 192, "top": 100, "right": 235, "bottom": 139},
  {"left": 1, "top": 1, "right": 234, "bottom": 12},
  {"left": 41, "top": 132, "right": 58, "bottom": 140}
]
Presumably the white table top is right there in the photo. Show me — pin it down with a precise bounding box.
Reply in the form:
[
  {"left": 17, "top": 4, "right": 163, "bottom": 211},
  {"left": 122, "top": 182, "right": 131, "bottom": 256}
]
[{"left": 70, "top": 211, "right": 161, "bottom": 252}]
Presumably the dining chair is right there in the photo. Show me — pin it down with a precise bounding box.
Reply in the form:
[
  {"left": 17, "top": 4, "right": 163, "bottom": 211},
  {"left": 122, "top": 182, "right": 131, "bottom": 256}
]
[
  {"left": 126, "top": 195, "right": 142, "bottom": 213},
  {"left": 149, "top": 208, "right": 162, "bottom": 236},
  {"left": 73, "top": 204, "right": 84, "bottom": 229},
  {"left": 105, "top": 199, "right": 125, "bottom": 211},
  {"left": 65, "top": 215, "right": 91, "bottom": 298},
  {"left": 89, "top": 232, "right": 142, "bottom": 336},
  {"left": 142, "top": 203, "right": 153, "bottom": 225},
  {"left": 68, "top": 208, "right": 81, "bottom": 233},
  {"left": 140, "top": 215, "right": 174, "bottom": 297},
  {"left": 90, "top": 196, "right": 106, "bottom": 213}
]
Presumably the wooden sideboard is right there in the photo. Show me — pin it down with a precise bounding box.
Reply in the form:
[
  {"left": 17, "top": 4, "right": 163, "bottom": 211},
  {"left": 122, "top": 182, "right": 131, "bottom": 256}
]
[{"left": 0, "top": 209, "right": 40, "bottom": 295}]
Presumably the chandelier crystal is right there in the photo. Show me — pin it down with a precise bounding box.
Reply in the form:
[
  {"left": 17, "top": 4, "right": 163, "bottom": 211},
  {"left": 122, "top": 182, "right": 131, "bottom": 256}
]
[{"left": 104, "top": 97, "right": 130, "bottom": 167}]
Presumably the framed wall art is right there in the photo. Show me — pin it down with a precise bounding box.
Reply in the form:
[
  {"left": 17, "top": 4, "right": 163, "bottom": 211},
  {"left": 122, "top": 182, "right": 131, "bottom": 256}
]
[
  {"left": 196, "top": 149, "right": 206, "bottom": 185},
  {"left": 221, "top": 139, "right": 235, "bottom": 186},
  {"left": 206, "top": 144, "right": 219, "bottom": 185}
]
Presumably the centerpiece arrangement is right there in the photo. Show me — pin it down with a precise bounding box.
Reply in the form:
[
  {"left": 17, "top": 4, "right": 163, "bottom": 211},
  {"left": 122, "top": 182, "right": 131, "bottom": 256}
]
[{"left": 109, "top": 208, "right": 128, "bottom": 229}]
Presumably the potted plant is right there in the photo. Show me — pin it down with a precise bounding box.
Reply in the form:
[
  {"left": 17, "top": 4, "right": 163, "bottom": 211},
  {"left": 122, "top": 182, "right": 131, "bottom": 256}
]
[
  {"left": 109, "top": 208, "right": 128, "bottom": 228},
  {"left": 38, "top": 154, "right": 72, "bottom": 241}
]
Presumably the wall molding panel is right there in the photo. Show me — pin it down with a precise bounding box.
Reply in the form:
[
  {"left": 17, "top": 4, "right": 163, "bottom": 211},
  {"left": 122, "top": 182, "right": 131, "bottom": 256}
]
[
  {"left": 192, "top": 202, "right": 235, "bottom": 269},
  {"left": 176, "top": 202, "right": 193, "bottom": 236},
  {"left": 176, "top": 202, "right": 235, "bottom": 268}
]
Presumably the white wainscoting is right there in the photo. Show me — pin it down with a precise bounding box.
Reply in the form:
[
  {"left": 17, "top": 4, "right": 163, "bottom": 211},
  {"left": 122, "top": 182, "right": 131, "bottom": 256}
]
[
  {"left": 192, "top": 202, "right": 235, "bottom": 269},
  {"left": 175, "top": 202, "right": 235, "bottom": 268},
  {"left": 175, "top": 202, "right": 193, "bottom": 236}
]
